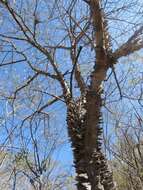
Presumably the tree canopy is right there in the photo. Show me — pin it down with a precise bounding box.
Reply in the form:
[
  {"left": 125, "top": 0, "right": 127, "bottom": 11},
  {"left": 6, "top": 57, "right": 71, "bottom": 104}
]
[{"left": 0, "top": 0, "right": 142, "bottom": 189}]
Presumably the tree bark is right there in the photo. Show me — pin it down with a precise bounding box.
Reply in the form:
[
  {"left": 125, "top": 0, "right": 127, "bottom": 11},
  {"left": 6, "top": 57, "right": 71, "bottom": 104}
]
[
  {"left": 66, "top": 92, "right": 116, "bottom": 190},
  {"left": 66, "top": 0, "right": 117, "bottom": 189},
  {"left": 67, "top": 98, "right": 88, "bottom": 190}
]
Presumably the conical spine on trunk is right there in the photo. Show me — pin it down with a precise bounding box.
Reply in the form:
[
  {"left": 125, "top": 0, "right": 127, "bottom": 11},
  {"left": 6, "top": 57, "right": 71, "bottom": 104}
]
[
  {"left": 65, "top": 1, "right": 117, "bottom": 189},
  {"left": 66, "top": 97, "right": 88, "bottom": 189},
  {"left": 83, "top": 0, "right": 116, "bottom": 189}
]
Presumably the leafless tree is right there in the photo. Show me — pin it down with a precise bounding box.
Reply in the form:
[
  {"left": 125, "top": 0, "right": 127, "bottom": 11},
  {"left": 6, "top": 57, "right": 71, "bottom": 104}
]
[{"left": 0, "top": 0, "right": 143, "bottom": 189}]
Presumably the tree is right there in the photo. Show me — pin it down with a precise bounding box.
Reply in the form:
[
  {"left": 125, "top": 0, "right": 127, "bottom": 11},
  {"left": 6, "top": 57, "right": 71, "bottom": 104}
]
[
  {"left": 111, "top": 125, "right": 143, "bottom": 190},
  {"left": 0, "top": 0, "right": 143, "bottom": 189}
]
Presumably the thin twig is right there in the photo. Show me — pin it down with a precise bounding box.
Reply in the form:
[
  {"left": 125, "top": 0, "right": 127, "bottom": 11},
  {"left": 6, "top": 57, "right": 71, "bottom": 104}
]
[{"left": 70, "top": 46, "right": 83, "bottom": 97}]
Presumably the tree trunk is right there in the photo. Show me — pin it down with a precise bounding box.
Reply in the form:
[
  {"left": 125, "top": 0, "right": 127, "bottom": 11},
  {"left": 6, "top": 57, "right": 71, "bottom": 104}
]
[
  {"left": 66, "top": 1, "right": 117, "bottom": 189},
  {"left": 66, "top": 94, "right": 116, "bottom": 190},
  {"left": 67, "top": 99, "right": 88, "bottom": 190}
]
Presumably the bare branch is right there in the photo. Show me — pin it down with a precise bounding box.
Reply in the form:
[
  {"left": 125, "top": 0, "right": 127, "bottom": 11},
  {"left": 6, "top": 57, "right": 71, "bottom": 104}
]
[
  {"left": 113, "top": 26, "right": 143, "bottom": 59},
  {"left": 0, "top": 59, "right": 26, "bottom": 67},
  {"left": 21, "top": 95, "right": 64, "bottom": 127},
  {"left": 13, "top": 73, "right": 39, "bottom": 100},
  {"left": 1, "top": 1, "right": 71, "bottom": 100},
  {"left": 111, "top": 65, "right": 123, "bottom": 98},
  {"left": 82, "top": 0, "right": 90, "bottom": 4},
  {"left": 70, "top": 46, "right": 83, "bottom": 97}
]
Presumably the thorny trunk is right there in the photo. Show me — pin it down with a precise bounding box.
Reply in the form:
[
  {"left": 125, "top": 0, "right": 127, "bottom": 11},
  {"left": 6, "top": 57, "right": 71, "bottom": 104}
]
[
  {"left": 67, "top": 99, "right": 87, "bottom": 190},
  {"left": 66, "top": 0, "right": 117, "bottom": 189},
  {"left": 66, "top": 92, "right": 116, "bottom": 190},
  {"left": 66, "top": 56, "right": 116, "bottom": 190}
]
